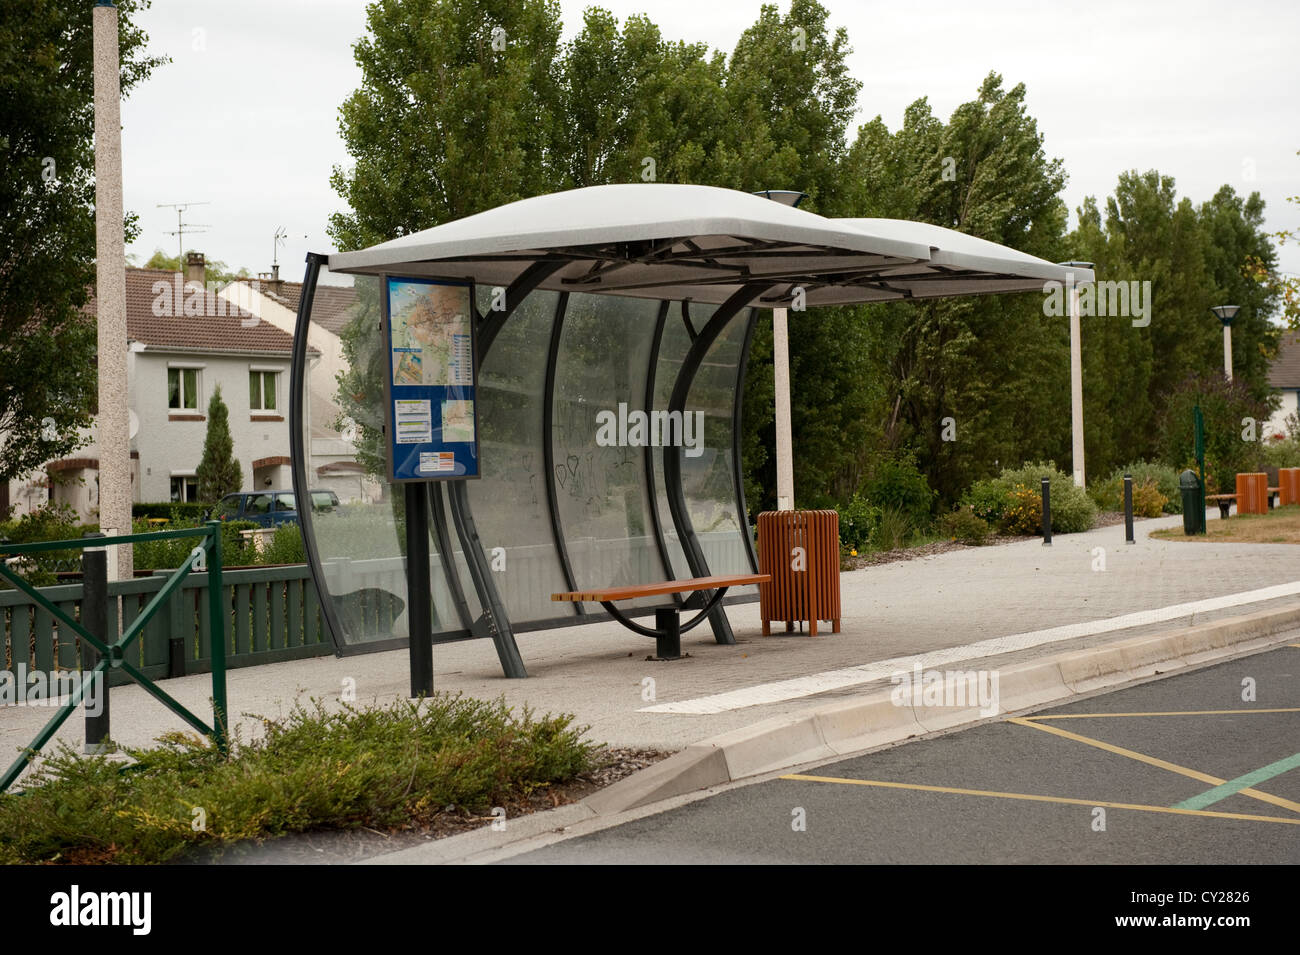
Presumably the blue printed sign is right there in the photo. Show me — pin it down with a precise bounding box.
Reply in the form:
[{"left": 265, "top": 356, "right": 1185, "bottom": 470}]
[{"left": 381, "top": 276, "right": 479, "bottom": 481}]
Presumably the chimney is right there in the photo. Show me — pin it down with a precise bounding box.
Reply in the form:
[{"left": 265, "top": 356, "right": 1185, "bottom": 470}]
[{"left": 185, "top": 251, "right": 205, "bottom": 290}]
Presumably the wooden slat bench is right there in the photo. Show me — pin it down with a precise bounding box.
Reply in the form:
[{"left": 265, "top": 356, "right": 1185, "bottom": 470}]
[{"left": 552, "top": 573, "right": 770, "bottom": 660}]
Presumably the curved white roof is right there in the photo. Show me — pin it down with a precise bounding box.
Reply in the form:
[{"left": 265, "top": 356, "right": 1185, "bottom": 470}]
[{"left": 328, "top": 183, "right": 1092, "bottom": 306}]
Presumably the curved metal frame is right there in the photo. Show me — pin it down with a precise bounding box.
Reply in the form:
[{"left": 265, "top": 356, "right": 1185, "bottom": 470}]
[
  {"left": 643, "top": 300, "right": 680, "bottom": 601},
  {"left": 598, "top": 586, "right": 731, "bottom": 639},
  {"left": 663, "top": 282, "right": 769, "bottom": 644},
  {"left": 542, "top": 292, "right": 584, "bottom": 614},
  {"left": 733, "top": 307, "right": 761, "bottom": 573},
  {"left": 290, "top": 253, "right": 351, "bottom": 657}
]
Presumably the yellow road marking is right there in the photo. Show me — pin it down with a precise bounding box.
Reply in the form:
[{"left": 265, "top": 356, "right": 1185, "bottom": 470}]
[
  {"left": 1008, "top": 717, "right": 1300, "bottom": 815},
  {"left": 780, "top": 773, "right": 1300, "bottom": 826},
  {"left": 1018, "top": 708, "right": 1300, "bottom": 719}
]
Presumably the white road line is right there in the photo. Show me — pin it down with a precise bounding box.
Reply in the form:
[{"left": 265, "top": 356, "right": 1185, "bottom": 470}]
[{"left": 640, "top": 581, "right": 1300, "bottom": 715}]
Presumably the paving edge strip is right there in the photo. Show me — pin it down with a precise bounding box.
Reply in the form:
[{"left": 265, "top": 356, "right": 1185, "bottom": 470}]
[{"left": 360, "top": 601, "right": 1300, "bottom": 865}]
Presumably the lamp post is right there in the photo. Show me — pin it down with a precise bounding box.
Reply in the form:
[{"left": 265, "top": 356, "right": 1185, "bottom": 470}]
[
  {"left": 755, "top": 190, "right": 808, "bottom": 511},
  {"left": 1059, "top": 261, "right": 1094, "bottom": 489},
  {"left": 1210, "top": 305, "right": 1241, "bottom": 380}
]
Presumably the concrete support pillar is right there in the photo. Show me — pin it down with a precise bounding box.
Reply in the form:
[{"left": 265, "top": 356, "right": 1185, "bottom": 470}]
[
  {"left": 773, "top": 307, "right": 794, "bottom": 510},
  {"left": 94, "top": 3, "right": 132, "bottom": 578},
  {"left": 1069, "top": 281, "right": 1085, "bottom": 489}
]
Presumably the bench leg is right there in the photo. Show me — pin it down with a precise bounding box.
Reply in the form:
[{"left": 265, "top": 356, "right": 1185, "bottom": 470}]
[{"left": 655, "top": 607, "right": 681, "bottom": 660}]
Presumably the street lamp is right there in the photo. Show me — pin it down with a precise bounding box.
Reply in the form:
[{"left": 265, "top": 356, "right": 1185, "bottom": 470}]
[
  {"left": 1058, "top": 261, "right": 1094, "bottom": 489},
  {"left": 1210, "top": 305, "right": 1241, "bottom": 380},
  {"left": 755, "top": 189, "right": 809, "bottom": 510}
]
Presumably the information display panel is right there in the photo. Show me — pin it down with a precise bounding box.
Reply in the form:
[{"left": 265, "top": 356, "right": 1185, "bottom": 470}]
[{"left": 381, "top": 276, "right": 479, "bottom": 481}]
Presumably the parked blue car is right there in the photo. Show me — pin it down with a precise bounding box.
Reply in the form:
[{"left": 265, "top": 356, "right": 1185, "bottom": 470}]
[{"left": 207, "top": 489, "right": 340, "bottom": 528}]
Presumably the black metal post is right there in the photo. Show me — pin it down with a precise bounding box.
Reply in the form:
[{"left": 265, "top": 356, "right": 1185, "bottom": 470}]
[
  {"left": 1123, "top": 473, "right": 1135, "bottom": 544},
  {"left": 654, "top": 607, "right": 681, "bottom": 660},
  {"left": 81, "top": 533, "right": 110, "bottom": 754},
  {"left": 1040, "top": 477, "right": 1052, "bottom": 546},
  {"left": 404, "top": 483, "right": 434, "bottom": 697}
]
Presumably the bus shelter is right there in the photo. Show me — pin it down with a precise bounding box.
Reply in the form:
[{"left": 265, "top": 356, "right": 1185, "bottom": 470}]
[{"left": 289, "top": 183, "right": 1093, "bottom": 681}]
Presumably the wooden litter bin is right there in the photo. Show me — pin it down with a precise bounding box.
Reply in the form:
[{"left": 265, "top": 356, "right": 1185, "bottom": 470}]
[
  {"left": 757, "top": 509, "right": 841, "bottom": 636},
  {"left": 1235, "top": 472, "right": 1268, "bottom": 514},
  {"left": 1279, "top": 468, "right": 1300, "bottom": 506}
]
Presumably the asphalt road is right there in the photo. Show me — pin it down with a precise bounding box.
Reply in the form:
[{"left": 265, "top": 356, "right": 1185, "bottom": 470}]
[{"left": 511, "top": 643, "right": 1300, "bottom": 864}]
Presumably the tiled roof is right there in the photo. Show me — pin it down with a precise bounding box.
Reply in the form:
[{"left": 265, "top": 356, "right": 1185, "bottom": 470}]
[
  {"left": 231, "top": 278, "right": 359, "bottom": 337},
  {"left": 90, "top": 269, "right": 312, "bottom": 355},
  {"left": 1269, "top": 330, "right": 1300, "bottom": 389}
]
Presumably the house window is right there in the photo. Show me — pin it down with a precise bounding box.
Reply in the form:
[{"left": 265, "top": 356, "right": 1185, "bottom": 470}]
[
  {"left": 170, "top": 476, "right": 198, "bottom": 502},
  {"left": 168, "top": 368, "right": 199, "bottom": 410},
  {"left": 250, "top": 370, "right": 278, "bottom": 411}
]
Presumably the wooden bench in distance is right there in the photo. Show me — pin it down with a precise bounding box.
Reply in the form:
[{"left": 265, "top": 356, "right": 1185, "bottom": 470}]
[
  {"left": 1205, "top": 493, "right": 1236, "bottom": 520},
  {"left": 552, "top": 573, "right": 770, "bottom": 660}
]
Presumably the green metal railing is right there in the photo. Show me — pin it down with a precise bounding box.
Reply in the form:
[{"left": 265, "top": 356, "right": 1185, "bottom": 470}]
[{"left": 0, "top": 522, "right": 228, "bottom": 793}]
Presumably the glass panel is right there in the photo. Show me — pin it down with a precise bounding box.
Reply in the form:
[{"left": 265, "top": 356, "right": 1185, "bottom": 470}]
[
  {"left": 183, "top": 369, "right": 198, "bottom": 409},
  {"left": 264, "top": 372, "right": 277, "bottom": 410},
  {"left": 246, "top": 493, "right": 273, "bottom": 515},
  {"left": 681, "top": 305, "right": 756, "bottom": 594},
  {"left": 301, "top": 263, "right": 472, "bottom": 648},
  {"left": 464, "top": 289, "right": 570, "bottom": 624},
  {"left": 552, "top": 293, "right": 664, "bottom": 609},
  {"left": 249, "top": 370, "right": 259, "bottom": 409},
  {"left": 275, "top": 493, "right": 296, "bottom": 512},
  {"left": 168, "top": 369, "right": 180, "bottom": 408}
]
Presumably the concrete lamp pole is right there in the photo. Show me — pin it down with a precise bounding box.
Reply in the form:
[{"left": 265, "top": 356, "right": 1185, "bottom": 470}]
[
  {"left": 755, "top": 190, "right": 808, "bottom": 511},
  {"left": 1211, "top": 305, "right": 1241, "bottom": 381},
  {"left": 93, "top": 0, "right": 133, "bottom": 579},
  {"left": 1059, "top": 261, "right": 1094, "bottom": 489}
]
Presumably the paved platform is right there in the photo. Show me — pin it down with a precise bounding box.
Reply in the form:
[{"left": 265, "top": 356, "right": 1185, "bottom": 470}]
[{"left": 4, "top": 512, "right": 1299, "bottom": 782}]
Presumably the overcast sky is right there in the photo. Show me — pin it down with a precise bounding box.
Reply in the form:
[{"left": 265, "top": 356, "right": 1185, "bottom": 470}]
[{"left": 119, "top": 0, "right": 1300, "bottom": 289}]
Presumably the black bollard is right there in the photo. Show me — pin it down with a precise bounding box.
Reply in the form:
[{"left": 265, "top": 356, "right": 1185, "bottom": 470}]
[
  {"left": 1041, "top": 477, "right": 1052, "bottom": 546},
  {"left": 1123, "top": 473, "right": 1135, "bottom": 544},
  {"left": 81, "top": 532, "right": 110, "bottom": 754}
]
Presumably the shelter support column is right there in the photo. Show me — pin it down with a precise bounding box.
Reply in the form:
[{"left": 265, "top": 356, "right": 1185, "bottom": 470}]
[{"left": 773, "top": 306, "right": 795, "bottom": 510}]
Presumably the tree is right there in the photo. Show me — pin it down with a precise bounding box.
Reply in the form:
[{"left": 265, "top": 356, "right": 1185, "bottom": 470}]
[
  {"left": 328, "top": 0, "right": 565, "bottom": 253},
  {"left": 196, "top": 386, "right": 243, "bottom": 504},
  {"left": 0, "top": 0, "right": 166, "bottom": 494}
]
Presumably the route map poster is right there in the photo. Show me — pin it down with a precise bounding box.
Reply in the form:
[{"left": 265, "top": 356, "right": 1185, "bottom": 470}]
[{"left": 381, "top": 276, "right": 479, "bottom": 481}]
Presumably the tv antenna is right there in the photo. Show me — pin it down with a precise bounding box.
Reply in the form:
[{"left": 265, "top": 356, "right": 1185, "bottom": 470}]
[
  {"left": 158, "top": 201, "right": 211, "bottom": 267},
  {"left": 271, "top": 226, "right": 308, "bottom": 280}
]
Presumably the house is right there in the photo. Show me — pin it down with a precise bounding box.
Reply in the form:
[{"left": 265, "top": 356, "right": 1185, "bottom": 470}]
[
  {"left": 1266, "top": 329, "right": 1300, "bottom": 440},
  {"left": 4, "top": 259, "right": 320, "bottom": 522},
  {"left": 219, "top": 269, "right": 378, "bottom": 504}
]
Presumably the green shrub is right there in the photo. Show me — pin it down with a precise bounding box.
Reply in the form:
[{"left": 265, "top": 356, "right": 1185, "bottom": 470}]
[
  {"left": 1131, "top": 480, "right": 1167, "bottom": 518},
  {"left": 1261, "top": 437, "right": 1300, "bottom": 469},
  {"left": 0, "top": 502, "right": 84, "bottom": 586},
  {"left": 130, "top": 519, "right": 260, "bottom": 571},
  {"left": 862, "top": 453, "right": 935, "bottom": 530},
  {"left": 871, "top": 506, "right": 913, "bottom": 551},
  {"left": 260, "top": 522, "right": 307, "bottom": 565},
  {"left": 0, "top": 695, "right": 596, "bottom": 864},
  {"left": 836, "top": 494, "right": 880, "bottom": 552},
  {"left": 963, "top": 479, "right": 1010, "bottom": 526},
  {"left": 1090, "top": 462, "right": 1182, "bottom": 514},
  {"left": 936, "top": 507, "right": 991, "bottom": 545},
  {"left": 961, "top": 462, "right": 1097, "bottom": 536},
  {"left": 132, "top": 502, "right": 209, "bottom": 521},
  {"left": 1001, "top": 483, "right": 1043, "bottom": 535}
]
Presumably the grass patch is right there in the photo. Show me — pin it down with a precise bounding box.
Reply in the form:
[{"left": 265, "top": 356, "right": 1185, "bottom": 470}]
[
  {"left": 1150, "top": 505, "right": 1300, "bottom": 544},
  {"left": 0, "top": 694, "right": 596, "bottom": 864}
]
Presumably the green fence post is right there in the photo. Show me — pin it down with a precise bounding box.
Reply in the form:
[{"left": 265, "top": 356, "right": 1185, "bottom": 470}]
[{"left": 206, "top": 521, "right": 228, "bottom": 751}]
